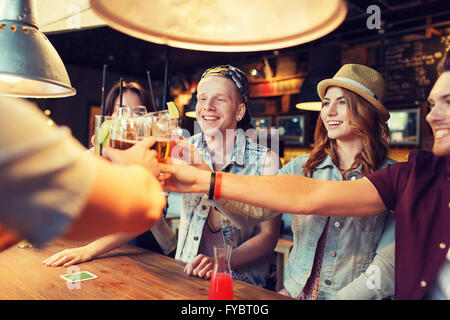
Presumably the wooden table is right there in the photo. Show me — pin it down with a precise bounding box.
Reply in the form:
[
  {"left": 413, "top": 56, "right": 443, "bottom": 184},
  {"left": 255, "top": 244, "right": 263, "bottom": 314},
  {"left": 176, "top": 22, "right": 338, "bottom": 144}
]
[{"left": 0, "top": 239, "right": 293, "bottom": 300}]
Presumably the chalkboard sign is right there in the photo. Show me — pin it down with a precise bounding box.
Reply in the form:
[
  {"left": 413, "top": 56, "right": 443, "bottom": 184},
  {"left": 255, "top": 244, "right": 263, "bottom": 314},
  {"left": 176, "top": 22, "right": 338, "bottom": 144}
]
[{"left": 380, "top": 34, "right": 450, "bottom": 105}]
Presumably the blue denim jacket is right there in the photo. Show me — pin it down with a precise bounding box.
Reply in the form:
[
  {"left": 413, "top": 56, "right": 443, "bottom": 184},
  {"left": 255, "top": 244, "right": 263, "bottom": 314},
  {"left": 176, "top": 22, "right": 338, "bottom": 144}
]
[
  {"left": 175, "top": 131, "right": 274, "bottom": 287},
  {"left": 280, "top": 154, "right": 396, "bottom": 299}
]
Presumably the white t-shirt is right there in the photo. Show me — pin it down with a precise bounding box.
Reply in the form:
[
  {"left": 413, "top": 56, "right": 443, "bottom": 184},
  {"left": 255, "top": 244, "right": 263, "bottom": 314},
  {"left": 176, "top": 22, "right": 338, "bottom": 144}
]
[{"left": 0, "top": 97, "right": 95, "bottom": 245}]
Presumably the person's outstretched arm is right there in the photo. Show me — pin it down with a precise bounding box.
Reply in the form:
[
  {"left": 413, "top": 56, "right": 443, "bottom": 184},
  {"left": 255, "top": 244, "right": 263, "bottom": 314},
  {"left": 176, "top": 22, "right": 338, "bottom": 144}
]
[
  {"left": 160, "top": 162, "right": 387, "bottom": 218},
  {"left": 209, "top": 150, "right": 282, "bottom": 228},
  {"left": 42, "top": 232, "right": 140, "bottom": 267},
  {"left": 63, "top": 153, "right": 165, "bottom": 241},
  {"left": 42, "top": 214, "right": 177, "bottom": 268},
  {"left": 0, "top": 97, "right": 165, "bottom": 248}
]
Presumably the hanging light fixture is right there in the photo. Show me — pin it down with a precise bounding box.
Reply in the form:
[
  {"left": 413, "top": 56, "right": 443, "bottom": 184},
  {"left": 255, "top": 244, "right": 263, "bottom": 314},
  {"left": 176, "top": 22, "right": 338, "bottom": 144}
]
[
  {"left": 89, "top": 0, "right": 347, "bottom": 52},
  {"left": 295, "top": 74, "right": 323, "bottom": 112},
  {"left": 36, "top": 0, "right": 105, "bottom": 33},
  {"left": 184, "top": 90, "right": 197, "bottom": 118},
  {"left": 296, "top": 44, "right": 341, "bottom": 112},
  {"left": 0, "top": 0, "right": 76, "bottom": 98}
]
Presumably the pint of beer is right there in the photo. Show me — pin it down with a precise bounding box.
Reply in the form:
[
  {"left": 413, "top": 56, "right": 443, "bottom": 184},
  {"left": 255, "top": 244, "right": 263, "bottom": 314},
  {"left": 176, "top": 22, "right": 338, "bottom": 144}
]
[{"left": 152, "top": 139, "right": 170, "bottom": 161}]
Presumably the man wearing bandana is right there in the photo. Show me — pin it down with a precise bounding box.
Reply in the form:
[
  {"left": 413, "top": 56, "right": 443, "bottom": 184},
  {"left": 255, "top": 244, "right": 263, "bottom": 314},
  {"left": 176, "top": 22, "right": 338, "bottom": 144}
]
[
  {"left": 176, "top": 65, "right": 281, "bottom": 287},
  {"left": 40, "top": 65, "right": 281, "bottom": 288}
]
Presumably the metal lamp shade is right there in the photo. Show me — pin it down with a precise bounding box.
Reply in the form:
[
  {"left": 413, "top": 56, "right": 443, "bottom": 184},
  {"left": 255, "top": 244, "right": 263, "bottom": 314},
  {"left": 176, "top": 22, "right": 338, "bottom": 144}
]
[
  {"left": 0, "top": 0, "right": 76, "bottom": 98},
  {"left": 90, "top": 0, "right": 347, "bottom": 52},
  {"left": 295, "top": 76, "right": 323, "bottom": 111},
  {"left": 185, "top": 109, "right": 197, "bottom": 118},
  {"left": 296, "top": 102, "right": 322, "bottom": 111},
  {"left": 296, "top": 44, "right": 341, "bottom": 111},
  {"left": 184, "top": 91, "right": 197, "bottom": 118}
]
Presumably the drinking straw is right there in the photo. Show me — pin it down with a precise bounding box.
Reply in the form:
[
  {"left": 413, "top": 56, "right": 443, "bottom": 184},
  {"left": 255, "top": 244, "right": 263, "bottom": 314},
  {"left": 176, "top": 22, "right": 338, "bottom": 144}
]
[
  {"left": 162, "top": 45, "right": 170, "bottom": 110},
  {"left": 100, "top": 64, "right": 107, "bottom": 116},
  {"left": 99, "top": 64, "right": 107, "bottom": 155},
  {"left": 146, "top": 70, "right": 158, "bottom": 112},
  {"left": 119, "top": 77, "right": 124, "bottom": 108}
]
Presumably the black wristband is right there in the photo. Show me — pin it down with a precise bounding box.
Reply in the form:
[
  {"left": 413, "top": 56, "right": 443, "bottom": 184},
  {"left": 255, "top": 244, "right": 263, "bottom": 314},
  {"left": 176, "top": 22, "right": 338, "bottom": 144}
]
[{"left": 208, "top": 171, "right": 216, "bottom": 200}]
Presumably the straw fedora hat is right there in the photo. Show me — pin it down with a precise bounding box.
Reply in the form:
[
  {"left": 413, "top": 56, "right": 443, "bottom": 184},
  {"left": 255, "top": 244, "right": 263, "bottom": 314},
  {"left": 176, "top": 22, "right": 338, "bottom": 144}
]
[{"left": 317, "top": 64, "right": 389, "bottom": 121}]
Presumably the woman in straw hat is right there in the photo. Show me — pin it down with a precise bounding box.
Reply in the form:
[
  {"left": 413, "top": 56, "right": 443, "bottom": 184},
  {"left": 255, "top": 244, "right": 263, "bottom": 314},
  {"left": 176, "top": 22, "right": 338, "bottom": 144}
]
[
  {"left": 162, "top": 64, "right": 397, "bottom": 300},
  {"left": 273, "top": 64, "right": 396, "bottom": 299}
]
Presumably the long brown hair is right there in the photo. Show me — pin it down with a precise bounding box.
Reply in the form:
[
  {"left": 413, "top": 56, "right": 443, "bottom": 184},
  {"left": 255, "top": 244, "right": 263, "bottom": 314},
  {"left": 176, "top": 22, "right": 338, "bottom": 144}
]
[{"left": 303, "top": 87, "right": 390, "bottom": 178}]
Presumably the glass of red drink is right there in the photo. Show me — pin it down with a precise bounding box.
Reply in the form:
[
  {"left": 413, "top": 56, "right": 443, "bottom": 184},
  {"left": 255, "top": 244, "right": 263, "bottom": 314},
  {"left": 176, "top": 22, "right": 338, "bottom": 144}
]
[{"left": 208, "top": 244, "right": 234, "bottom": 300}]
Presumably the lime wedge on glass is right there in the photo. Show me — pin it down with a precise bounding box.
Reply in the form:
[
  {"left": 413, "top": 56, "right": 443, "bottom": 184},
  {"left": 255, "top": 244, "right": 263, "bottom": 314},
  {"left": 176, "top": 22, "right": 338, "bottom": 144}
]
[
  {"left": 167, "top": 101, "right": 180, "bottom": 119},
  {"left": 100, "top": 119, "right": 112, "bottom": 147}
]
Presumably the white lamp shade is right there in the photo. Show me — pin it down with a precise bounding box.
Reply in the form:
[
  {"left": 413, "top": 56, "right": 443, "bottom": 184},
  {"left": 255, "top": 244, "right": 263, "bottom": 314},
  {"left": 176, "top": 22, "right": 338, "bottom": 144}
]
[
  {"left": 36, "top": 0, "right": 105, "bottom": 33},
  {"left": 296, "top": 101, "right": 322, "bottom": 111},
  {"left": 89, "top": 0, "right": 347, "bottom": 52}
]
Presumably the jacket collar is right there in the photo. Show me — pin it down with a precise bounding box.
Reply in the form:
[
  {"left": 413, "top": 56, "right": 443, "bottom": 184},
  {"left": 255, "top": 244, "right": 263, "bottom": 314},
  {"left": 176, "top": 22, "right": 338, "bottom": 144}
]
[
  {"left": 194, "top": 130, "right": 247, "bottom": 170},
  {"left": 315, "top": 154, "right": 364, "bottom": 174}
]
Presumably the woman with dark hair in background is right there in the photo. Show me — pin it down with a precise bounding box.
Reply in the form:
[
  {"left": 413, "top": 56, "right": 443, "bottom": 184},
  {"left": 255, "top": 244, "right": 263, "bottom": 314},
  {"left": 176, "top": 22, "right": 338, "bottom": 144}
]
[
  {"left": 104, "top": 80, "right": 155, "bottom": 116},
  {"left": 89, "top": 80, "right": 155, "bottom": 148}
]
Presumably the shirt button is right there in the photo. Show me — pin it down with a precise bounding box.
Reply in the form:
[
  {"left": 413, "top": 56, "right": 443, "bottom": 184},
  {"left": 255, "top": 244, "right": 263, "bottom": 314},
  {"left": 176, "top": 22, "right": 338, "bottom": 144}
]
[
  {"left": 351, "top": 176, "right": 356, "bottom": 181},
  {"left": 201, "top": 205, "right": 207, "bottom": 210},
  {"left": 329, "top": 251, "right": 336, "bottom": 257},
  {"left": 193, "top": 236, "right": 199, "bottom": 241},
  {"left": 324, "top": 280, "right": 332, "bottom": 286},
  {"left": 305, "top": 271, "right": 310, "bottom": 277},
  {"left": 334, "top": 221, "right": 341, "bottom": 228},
  {"left": 420, "top": 281, "right": 427, "bottom": 287},
  {"left": 439, "top": 243, "right": 446, "bottom": 249},
  {"left": 310, "top": 242, "right": 316, "bottom": 247}
]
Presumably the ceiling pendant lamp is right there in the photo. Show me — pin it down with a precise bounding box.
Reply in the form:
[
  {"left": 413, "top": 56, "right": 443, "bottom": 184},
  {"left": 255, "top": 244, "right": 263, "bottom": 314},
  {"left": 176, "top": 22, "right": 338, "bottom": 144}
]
[
  {"left": 89, "top": 0, "right": 347, "bottom": 52},
  {"left": 296, "top": 44, "right": 342, "bottom": 112},
  {"left": 184, "top": 91, "right": 197, "bottom": 118},
  {"left": 0, "top": 0, "right": 76, "bottom": 98}
]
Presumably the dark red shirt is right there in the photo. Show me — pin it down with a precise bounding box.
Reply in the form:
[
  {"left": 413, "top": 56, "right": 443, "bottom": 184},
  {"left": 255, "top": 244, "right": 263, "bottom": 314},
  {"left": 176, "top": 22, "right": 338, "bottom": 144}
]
[{"left": 366, "top": 151, "right": 450, "bottom": 300}]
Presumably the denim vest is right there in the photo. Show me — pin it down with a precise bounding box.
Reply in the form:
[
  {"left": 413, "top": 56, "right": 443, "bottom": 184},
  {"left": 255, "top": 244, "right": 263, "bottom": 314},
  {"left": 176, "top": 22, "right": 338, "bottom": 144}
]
[
  {"left": 280, "top": 154, "right": 396, "bottom": 299},
  {"left": 175, "top": 131, "right": 273, "bottom": 287}
]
